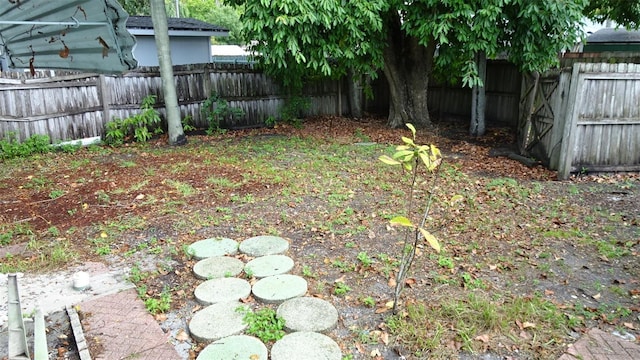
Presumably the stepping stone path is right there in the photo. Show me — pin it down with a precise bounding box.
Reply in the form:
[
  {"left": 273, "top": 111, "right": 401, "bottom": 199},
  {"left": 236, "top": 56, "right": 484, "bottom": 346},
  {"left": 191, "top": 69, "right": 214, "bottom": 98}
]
[
  {"left": 187, "top": 235, "right": 341, "bottom": 360},
  {"left": 187, "top": 237, "right": 238, "bottom": 260}
]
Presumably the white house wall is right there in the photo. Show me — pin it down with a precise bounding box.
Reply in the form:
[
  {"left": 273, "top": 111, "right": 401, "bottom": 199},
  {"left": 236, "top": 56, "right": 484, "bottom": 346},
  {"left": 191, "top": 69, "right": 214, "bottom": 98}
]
[{"left": 133, "top": 36, "right": 211, "bottom": 66}]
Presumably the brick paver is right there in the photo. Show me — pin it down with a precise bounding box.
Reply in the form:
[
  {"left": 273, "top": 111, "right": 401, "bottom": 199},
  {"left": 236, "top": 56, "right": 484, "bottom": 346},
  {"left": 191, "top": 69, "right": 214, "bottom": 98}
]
[
  {"left": 558, "top": 328, "right": 640, "bottom": 360},
  {"left": 77, "top": 289, "right": 181, "bottom": 360}
]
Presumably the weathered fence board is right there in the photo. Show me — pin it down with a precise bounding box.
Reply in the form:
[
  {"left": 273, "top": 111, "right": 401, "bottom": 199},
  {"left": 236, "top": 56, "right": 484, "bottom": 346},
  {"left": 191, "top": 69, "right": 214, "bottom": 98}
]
[
  {"left": 0, "top": 63, "right": 340, "bottom": 143},
  {"left": 550, "top": 63, "right": 640, "bottom": 178}
]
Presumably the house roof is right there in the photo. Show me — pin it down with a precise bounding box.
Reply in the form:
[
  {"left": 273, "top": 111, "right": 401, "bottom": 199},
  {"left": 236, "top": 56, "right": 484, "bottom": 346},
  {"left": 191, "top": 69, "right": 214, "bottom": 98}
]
[
  {"left": 587, "top": 28, "right": 640, "bottom": 43},
  {"left": 127, "top": 16, "right": 228, "bottom": 33}
]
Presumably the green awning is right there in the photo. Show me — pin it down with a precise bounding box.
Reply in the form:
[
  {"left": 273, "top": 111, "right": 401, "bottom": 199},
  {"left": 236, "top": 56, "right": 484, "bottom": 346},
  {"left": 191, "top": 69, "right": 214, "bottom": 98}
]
[{"left": 0, "top": 0, "right": 137, "bottom": 74}]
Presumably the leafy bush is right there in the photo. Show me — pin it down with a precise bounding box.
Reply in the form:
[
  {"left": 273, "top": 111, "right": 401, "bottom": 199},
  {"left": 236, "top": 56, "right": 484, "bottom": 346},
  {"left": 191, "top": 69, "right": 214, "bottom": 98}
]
[
  {"left": 0, "top": 132, "right": 54, "bottom": 159},
  {"left": 278, "top": 95, "right": 310, "bottom": 127},
  {"left": 202, "top": 92, "right": 244, "bottom": 134},
  {"left": 104, "top": 95, "right": 163, "bottom": 145}
]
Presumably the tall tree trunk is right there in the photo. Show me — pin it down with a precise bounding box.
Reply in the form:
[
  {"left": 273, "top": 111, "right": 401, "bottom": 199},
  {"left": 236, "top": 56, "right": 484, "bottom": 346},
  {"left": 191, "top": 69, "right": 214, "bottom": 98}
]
[
  {"left": 470, "top": 51, "right": 487, "bottom": 137},
  {"left": 150, "top": 0, "right": 186, "bottom": 146},
  {"left": 382, "top": 12, "right": 435, "bottom": 128},
  {"left": 346, "top": 68, "right": 363, "bottom": 118}
]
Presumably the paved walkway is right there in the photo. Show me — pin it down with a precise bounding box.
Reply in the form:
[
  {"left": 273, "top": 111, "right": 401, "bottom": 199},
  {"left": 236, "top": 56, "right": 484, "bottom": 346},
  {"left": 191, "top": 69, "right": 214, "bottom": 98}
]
[
  {"left": 558, "top": 328, "right": 640, "bottom": 360},
  {"left": 78, "top": 289, "right": 180, "bottom": 360}
]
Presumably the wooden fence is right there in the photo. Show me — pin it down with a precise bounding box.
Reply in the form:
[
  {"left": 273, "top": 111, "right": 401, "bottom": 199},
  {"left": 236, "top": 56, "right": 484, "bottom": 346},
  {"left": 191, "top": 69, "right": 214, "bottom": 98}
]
[
  {"left": 519, "top": 61, "right": 640, "bottom": 179},
  {"left": 0, "top": 63, "right": 341, "bottom": 143}
]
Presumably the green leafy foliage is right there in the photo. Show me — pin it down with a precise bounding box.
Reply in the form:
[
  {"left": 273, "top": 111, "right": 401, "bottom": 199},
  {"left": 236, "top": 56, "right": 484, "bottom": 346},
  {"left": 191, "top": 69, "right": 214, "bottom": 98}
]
[
  {"left": 0, "top": 132, "right": 82, "bottom": 159},
  {"left": 234, "top": 0, "right": 586, "bottom": 90},
  {"left": 229, "top": 0, "right": 385, "bottom": 91},
  {"left": 277, "top": 95, "right": 310, "bottom": 127},
  {"left": 180, "top": 0, "right": 244, "bottom": 44},
  {"left": 0, "top": 133, "right": 51, "bottom": 159},
  {"left": 201, "top": 92, "right": 244, "bottom": 134},
  {"left": 237, "top": 307, "right": 286, "bottom": 343},
  {"left": 584, "top": 0, "right": 640, "bottom": 29},
  {"left": 104, "top": 95, "right": 163, "bottom": 145}
]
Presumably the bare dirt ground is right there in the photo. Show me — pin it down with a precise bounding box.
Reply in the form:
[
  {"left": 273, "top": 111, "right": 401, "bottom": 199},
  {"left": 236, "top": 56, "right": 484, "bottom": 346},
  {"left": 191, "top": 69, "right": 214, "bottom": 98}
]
[{"left": 1, "top": 116, "right": 638, "bottom": 359}]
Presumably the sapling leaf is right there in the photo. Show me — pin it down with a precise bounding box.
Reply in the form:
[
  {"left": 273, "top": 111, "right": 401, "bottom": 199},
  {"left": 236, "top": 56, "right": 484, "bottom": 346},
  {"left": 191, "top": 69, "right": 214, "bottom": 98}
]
[
  {"left": 406, "top": 123, "right": 417, "bottom": 137},
  {"left": 401, "top": 136, "right": 415, "bottom": 146},
  {"left": 389, "top": 216, "right": 414, "bottom": 227},
  {"left": 393, "top": 150, "right": 414, "bottom": 160},
  {"left": 379, "top": 155, "right": 401, "bottom": 165},
  {"left": 419, "top": 228, "right": 440, "bottom": 253}
]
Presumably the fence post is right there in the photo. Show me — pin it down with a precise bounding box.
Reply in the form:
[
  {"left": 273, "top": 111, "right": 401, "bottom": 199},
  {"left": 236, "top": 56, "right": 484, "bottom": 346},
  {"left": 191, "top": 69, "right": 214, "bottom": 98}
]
[
  {"left": 97, "top": 75, "right": 111, "bottom": 128},
  {"left": 557, "top": 63, "right": 583, "bottom": 180}
]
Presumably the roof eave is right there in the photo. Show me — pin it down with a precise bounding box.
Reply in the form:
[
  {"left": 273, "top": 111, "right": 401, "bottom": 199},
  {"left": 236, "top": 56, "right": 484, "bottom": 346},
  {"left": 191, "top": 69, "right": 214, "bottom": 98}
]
[{"left": 128, "top": 29, "right": 228, "bottom": 37}]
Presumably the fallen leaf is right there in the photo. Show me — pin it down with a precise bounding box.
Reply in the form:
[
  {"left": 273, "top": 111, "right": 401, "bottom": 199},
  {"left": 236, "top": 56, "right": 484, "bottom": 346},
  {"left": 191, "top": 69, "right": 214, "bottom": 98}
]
[
  {"left": 136, "top": 194, "right": 145, "bottom": 200},
  {"left": 405, "top": 278, "right": 416, "bottom": 288},
  {"left": 544, "top": 289, "right": 554, "bottom": 296},
  {"left": 370, "top": 348, "right": 381, "bottom": 357},
  {"left": 380, "top": 332, "right": 389, "bottom": 345},
  {"left": 522, "top": 322, "right": 536, "bottom": 329},
  {"left": 623, "top": 322, "right": 635, "bottom": 330},
  {"left": 475, "top": 334, "right": 489, "bottom": 343},
  {"left": 175, "top": 329, "right": 189, "bottom": 342},
  {"left": 388, "top": 276, "right": 396, "bottom": 287},
  {"left": 592, "top": 293, "right": 601, "bottom": 300},
  {"left": 355, "top": 342, "right": 365, "bottom": 354},
  {"left": 334, "top": 275, "right": 346, "bottom": 283}
]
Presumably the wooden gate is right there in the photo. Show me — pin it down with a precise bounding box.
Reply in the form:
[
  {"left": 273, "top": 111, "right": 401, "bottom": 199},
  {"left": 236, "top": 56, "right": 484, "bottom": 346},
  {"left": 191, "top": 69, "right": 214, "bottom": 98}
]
[{"left": 517, "top": 69, "right": 571, "bottom": 169}]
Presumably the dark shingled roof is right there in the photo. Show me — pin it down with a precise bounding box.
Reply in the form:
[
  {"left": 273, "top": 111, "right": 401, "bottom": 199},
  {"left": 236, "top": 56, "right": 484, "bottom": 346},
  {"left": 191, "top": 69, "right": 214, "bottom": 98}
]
[
  {"left": 126, "top": 16, "right": 228, "bottom": 32},
  {"left": 587, "top": 28, "right": 640, "bottom": 43}
]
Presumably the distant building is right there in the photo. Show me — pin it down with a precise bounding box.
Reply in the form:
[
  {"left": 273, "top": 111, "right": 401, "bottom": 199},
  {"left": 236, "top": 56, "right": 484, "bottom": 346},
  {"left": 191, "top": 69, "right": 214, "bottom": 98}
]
[
  {"left": 210, "top": 45, "right": 253, "bottom": 63},
  {"left": 583, "top": 28, "right": 640, "bottom": 53},
  {"left": 127, "top": 16, "right": 228, "bottom": 66}
]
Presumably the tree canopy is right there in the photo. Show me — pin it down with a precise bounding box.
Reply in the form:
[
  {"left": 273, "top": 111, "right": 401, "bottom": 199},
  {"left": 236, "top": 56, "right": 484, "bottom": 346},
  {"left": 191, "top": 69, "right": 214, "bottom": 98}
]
[
  {"left": 232, "top": 0, "right": 588, "bottom": 127},
  {"left": 585, "top": 0, "right": 640, "bottom": 29}
]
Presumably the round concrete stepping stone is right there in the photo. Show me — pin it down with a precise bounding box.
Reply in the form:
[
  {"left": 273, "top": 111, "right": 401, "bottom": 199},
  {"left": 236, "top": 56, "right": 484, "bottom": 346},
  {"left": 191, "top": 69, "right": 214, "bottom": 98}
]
[
  {"left": 244, "top": 255, "right": 294, "bottom": 278},
  {"left": 187, "top": 237, "right": 238, "bottom": 260},
  {"left": 271, "top": 332, "right": 342, "bottom": 360},
  {"left": 251, "top": 274, "right": 307, "bottom": 304},
  {"left": 196, "top": 335, "right": 267, "bottom": 360},
  {"left": 239, "top": 235, "right": 289, "bottom": 257},
  {"left": 189, "top": 301, "right": 249, "bottom": 343},
  {"left": 277, "top": 297, "right": 338, "bottom": 333},
  {"left": 194, "top": 277, "right": 252, "bottom": 305},
  {"left": 193, "top": 256, "right": 244, "bottom": 280}
]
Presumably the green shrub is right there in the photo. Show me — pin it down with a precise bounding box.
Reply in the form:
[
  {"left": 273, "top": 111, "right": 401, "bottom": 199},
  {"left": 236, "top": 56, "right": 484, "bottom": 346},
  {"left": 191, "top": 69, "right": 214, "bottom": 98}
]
[
  {"left": 202, "top": 92, "right": 244, "bottom": 134},
  {"left": 0, "top": 132, "right": 52, "bottom": 159},
  {"left": 104, "top": 95, "right": 163, "bottom": 145}
]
